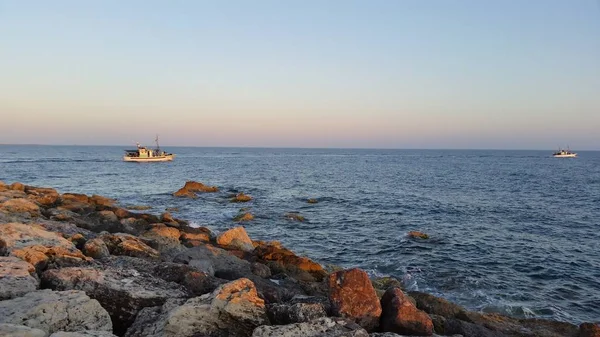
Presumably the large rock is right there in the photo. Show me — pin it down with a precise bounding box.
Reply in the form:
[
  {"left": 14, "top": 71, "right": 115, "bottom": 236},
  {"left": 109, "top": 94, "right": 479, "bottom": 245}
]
[
  {"left": 328, "top": 268, "right": 382, "bottom": 331},
  {"left": 83, "top": 238, "right": 110, "bottom": 259},
  {"left": 41, "top": 267, "right": 187, "bottom": 335},
  {"left": 580, "top": 323, "right": 600, "bottom": 337},
  {"left": 0, "top": 257, "right": 39, "bottom": 300},
  {"left": 140, "top": 224, "right": 182, "bottom": 253},
  {"left": 99, "top": 233, "right": 159, "bottom": 259},
  {"left": 408, "top": 291, "right": 466, "bottom": 319},
  {"left": 125, "top": 278, "right": 267, "bottom": 337},
  {"left": 267, "top": 301, "right": 328, "bottom": 325},
  {"left": 254, "top": 241, "right": 326, "bottom": 281},
  {"left": 380, "top": 287, "right": 433, "bottom": 336},
  {"left": 217, "top": 226, "right": 254, "bottom": 252},
  {"left": 0, "top": 323, "right": 46, "bottom": 337},
  {"left": 173, "top": 244, "right": 252, "bottom": 279},
  {"left": 252, "top": 317, "right": 369, "bottom": 337},
  {"left": 0, "top": 222, "right": 79, "bottom": 255},
  {"left": 0, "top": 199, "right": 41, "bottom": 217},
  {"left": 179, "top": 227, "right": 212, "bottom": 247},
  {"left": 50, "top": 332, "right": 118, "bottom": 337},
  {"left": 0, "top": 289, "right": 112, "bottom": 334},
  {"left": 11, "top": 245, "right": 91, "bottom": 272}
]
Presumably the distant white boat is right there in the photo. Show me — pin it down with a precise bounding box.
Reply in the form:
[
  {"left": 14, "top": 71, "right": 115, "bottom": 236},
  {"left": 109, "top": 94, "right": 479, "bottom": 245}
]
[
  {"left": 123, "top": 136, "right": 174, "bottom": 162},
  {"left": 552, "top": 147, "right": 577, "bottom": 158}
]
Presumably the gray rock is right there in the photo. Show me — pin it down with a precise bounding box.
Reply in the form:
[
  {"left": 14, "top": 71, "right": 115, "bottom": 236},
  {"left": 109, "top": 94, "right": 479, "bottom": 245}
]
[
  {"left": 41, "top": 267, "right": 187, "bottom": 336},
  {"left": 267, "top": 302, "right": 327, "bottom": 325},
  {"left": 173, "top": 244, "right": 252, "bottom": 279},
  {"left": 49, "top": 331, "right": 118, "bottom": 337},
  {"left": 252, "top": 262, "right": 272, "bottom": 278},
  {"left": 0, "top": 323, "right": 46, "bottom": 337},
  {"left": 188, "top": 258, "right": 215, "bottom": 276},
  {"left": 0, "top": 289, "right": 112, "bottom": 334},
  {"left": 252, "top": 317, "right": 369, "bottom": 337},
  {"left": 370, "top": 334, "right": 458, "bottom": 337},
  {"left": 0, "top": 257, "right": 39, "bottom": 300},
  {"left": 125, "top": 278, "right": 267, "bottom": 337}
]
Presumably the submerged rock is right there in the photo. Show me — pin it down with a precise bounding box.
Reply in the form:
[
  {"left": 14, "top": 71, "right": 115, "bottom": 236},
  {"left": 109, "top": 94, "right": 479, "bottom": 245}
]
[
  {"left": 407, "top": 231, "right": 429, "bottom": 239},
  {"left": 285, "top": 212, "right": 306, "bottom": 222},
  {"left": 0, "top": 257, "right": 39, "bottom": 300},
  {"left": 234, "top": 211, "right": 255, "bottom": 222},
  {"left": 307, "top": 198, "right": 318, "bottom": 204},
  {"left": 380, "top": 287, "right": 433, "bottom": 336},
  {"left": 0, "top": 289, "right": 112, "bottom": 334},
  {"left": 231, "top": 192, "right": 252, "bottom": 202},
  {"left": 173, "top": 181, "right": 219, "bottom": 198},
  {"left": 328, "top": 268, "right": 382, "bottom": 331}
]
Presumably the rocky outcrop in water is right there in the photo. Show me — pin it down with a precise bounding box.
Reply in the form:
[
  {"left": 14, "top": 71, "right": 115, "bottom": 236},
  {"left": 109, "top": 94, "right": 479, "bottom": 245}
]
[{"left": 0, "top": 181, "right": 596, "bottom": 337}]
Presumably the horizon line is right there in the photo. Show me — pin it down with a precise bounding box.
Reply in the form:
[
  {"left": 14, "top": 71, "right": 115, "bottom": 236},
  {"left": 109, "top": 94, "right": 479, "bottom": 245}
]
[{"left": 0, "top": 143, "right": 598, "bottom": 152}]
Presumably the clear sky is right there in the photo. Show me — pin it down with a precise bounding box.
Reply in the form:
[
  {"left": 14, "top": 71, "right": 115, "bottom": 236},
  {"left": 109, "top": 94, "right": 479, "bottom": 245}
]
[{"left": 1, "top": 0, "right": 599, "bottom": 149}]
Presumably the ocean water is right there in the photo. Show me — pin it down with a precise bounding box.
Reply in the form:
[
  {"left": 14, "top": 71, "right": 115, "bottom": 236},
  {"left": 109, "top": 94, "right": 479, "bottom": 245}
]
[{"left": 1, "top": 145, "right": 599, "bottom": 324}]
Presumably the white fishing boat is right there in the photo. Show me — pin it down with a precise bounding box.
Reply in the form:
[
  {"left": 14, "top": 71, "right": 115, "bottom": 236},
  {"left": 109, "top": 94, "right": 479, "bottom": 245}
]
[
  {"left": 123, "top": 136, "right": 174, "bottom": 162},
  {"left": 552, "top": 147, "right": 577, "bottom": 158}
]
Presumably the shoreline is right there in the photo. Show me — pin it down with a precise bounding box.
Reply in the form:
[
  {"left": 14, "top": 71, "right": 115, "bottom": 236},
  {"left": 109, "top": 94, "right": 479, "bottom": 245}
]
[{"left": 0, "top": 180, "right": 598, "bottom": 337}]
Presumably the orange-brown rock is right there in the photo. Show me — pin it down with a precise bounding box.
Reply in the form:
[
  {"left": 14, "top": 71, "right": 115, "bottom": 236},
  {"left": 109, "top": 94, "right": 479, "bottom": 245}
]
[
  {"left": 0, "top": 198, "right": 41, "bottom": 216},
  {"left": 254, "top": 241, "right": 326, "bottom": 281},
  {"left": 231, "top": 193, "right": 252, "bottom": 202},
  {"left": 69, "top": 233, "right": 86, "bottom": 249},
  {"left": 173, "top": 188, "right": 197, "bottom": 198},
  {"left": 380, "top": 287, "right": 433, "bottom": 335},
  {"left": 9, "top": 182, "right": 25, "bottom": 191},
  {"left": 180, "top": 227, "right": 212, "bottom": 247},
  {"left": 99, "top": 233, "right": 160, "bottom": 259},
  {"left": 216, "top": 226, "right": 254, "bottom": 252},
  {"left": 0, "top": 180, "right": 7, "bottom": 191},
  {"left": 28, "top": 192, "right": 60, "bottom": 207},
  {"left": 83, "top": 238, "right": 110, "bottom": 259},
  {"left": 328, "top": 268, "right": 382, "bottom": 331},
  {"left": 173, "top": 181, "right": 219, "bottom": 198},
  {"left": 90, "top": 194, "right": 115, "bottom": 207},
  {"left": 113, "top": 208, "right": 133, "bottom": 219},
  {"left": 580, "top": 323, "right": 600, "bottom": 337},
  {"left": 11, "top": 245, "right": 91, "bottom": 271},
  {"left": 408, "top": 231, "right": 429, "bottom": 239},
  {"left": 183, "top": 181, "right": 219, "bottom": 193},
  {"left": 24, "top": 186, "right": 60, "bottom": 207},
  {"left": 233, "top": 212, "right": 254, "bottom": 222},
  {"left": 61, "top": 193, "right": 90, "bottom": 204},
  {"left": 145, "top": 223, "right": 181, "bottom": 241},
  {"left": 0, "top": 222, "right": 78, "bottom": 255}
]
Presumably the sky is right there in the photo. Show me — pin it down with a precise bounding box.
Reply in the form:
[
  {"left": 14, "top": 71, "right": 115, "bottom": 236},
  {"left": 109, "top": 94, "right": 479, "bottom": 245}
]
[{"left": 1, "top": 0, "right": 599, "bottom": 149}]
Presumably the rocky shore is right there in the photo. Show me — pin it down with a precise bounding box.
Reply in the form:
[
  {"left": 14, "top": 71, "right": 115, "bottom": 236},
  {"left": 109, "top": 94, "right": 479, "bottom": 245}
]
[{"left": 1, "top": 180, "right": 598, "bottom": 337}]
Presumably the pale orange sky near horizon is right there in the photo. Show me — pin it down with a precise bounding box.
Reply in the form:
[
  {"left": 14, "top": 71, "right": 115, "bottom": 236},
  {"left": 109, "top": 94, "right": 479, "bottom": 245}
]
[{"left": 1, "top": 1, "right": 599, "bottom": 149}]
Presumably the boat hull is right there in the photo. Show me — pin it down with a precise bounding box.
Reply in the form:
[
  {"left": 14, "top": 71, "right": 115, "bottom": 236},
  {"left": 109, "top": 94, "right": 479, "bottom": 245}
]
[
  {"left": 123, "top": 155, "right": 174, "bottom": 162},
  {"left": 553, "top": 154, "right": 577, "bottom": 158}
]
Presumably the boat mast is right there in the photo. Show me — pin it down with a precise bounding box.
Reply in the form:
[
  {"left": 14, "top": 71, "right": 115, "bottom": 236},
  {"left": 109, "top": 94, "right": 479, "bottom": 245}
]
[{"left": 155, "top": 134, "right": 160, "bottom": 152}]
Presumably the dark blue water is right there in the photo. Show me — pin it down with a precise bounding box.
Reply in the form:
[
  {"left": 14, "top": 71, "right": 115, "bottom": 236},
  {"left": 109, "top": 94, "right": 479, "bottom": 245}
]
[{"left": 1, "top": 145, "right": 599, "bottom": 324}]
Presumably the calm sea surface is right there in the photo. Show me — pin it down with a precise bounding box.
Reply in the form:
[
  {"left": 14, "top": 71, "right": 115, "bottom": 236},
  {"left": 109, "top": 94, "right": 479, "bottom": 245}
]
[{"left": 1, "top": 145, "right": 599, "bottom": 324}]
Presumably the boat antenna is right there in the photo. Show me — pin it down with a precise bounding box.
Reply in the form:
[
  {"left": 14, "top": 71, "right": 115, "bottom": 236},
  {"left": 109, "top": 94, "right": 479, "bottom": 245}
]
[{"left": 155, "top": 134, "right": 160, "bottom": 151}]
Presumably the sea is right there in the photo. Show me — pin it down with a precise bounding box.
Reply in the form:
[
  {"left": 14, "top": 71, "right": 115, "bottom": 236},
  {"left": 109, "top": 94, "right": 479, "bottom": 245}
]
[{"left": 1, "top": 145, "right": 599, "bottom": 324}]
